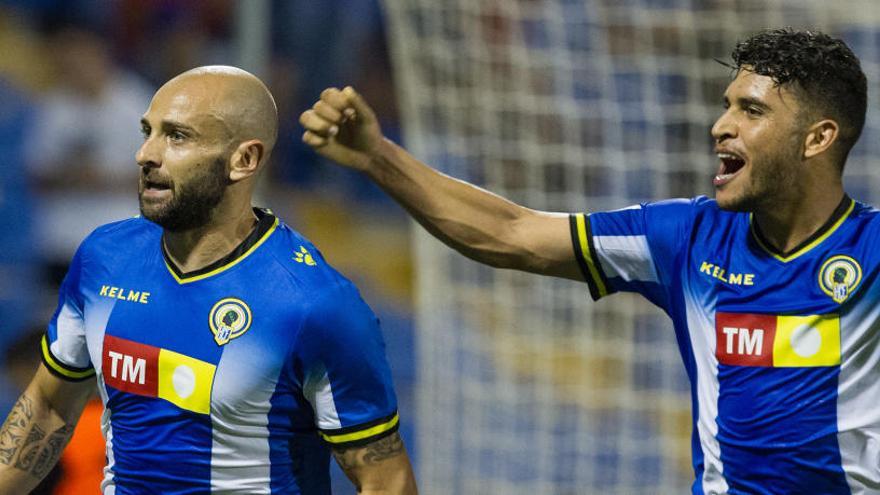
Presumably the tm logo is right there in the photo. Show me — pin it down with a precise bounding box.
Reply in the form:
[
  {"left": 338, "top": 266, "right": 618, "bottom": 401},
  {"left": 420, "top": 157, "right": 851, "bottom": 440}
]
[{"left": 294, "top": 246, "right": 316, "bottom": 266}]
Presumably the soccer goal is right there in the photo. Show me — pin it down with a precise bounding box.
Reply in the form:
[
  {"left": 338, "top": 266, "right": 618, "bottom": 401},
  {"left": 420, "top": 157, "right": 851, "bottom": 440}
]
[{"left": 381, "top": 1, "right": 880, "bottom": 492}]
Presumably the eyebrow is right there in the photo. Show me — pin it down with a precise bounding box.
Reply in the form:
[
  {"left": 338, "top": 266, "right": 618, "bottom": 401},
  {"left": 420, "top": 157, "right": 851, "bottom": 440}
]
[
  {"left": 737, "top": 96, "right": 770, "bottom": 110},
  {"left": 140, "top": 117, "right": 199, "bottom": 135},
  {"left": 723, "top": 95, "right": 771, "bottom": 111}
]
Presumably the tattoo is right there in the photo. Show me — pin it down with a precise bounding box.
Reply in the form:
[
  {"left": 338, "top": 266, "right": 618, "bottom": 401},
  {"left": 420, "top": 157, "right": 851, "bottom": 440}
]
[
  {"left": 32, "top": 424, "right": 74, "bottom": 479},
  {"left": 331, "top": 432, "right": 406, "bottom": 477},
  {"left": 0, "top": 395, "right": 76, "bottom": 479},
  {"left": 14, "top": 424, "right": 45, "bottom": 470},
  {"left": 362, "top": 432, "right": 405, "bottom": 465},
  {"left": 0, "top": 395, "right": 34, "bottom": 465},
  {"left": 332, "top": 448, "right": 358, "bottom": 481}
]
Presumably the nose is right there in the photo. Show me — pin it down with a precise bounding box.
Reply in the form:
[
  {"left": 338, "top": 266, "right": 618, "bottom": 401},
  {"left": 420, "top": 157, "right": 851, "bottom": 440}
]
[
  {"left": 711, "top": 110, "right": 736, "bottom": 143},
  {"left": 136, "top": 133, "right": 161, "bottom": 169}
]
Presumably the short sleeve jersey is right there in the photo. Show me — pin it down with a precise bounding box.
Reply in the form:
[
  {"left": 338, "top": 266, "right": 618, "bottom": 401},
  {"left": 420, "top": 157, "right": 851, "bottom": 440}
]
[
  {"left": 42, "top": 209, "right": 400, "bottom": 494},
  {"left": 571, "top": 196, "right": 880, "bottom": 495}
]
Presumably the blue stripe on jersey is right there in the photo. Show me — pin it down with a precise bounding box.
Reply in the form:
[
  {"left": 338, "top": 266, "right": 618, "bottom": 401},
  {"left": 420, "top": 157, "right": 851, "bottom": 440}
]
[
  {"left": 107, "top": 393, "right": 213, "bottom": 493},
  {"left": 716, "top": 366, "right": 849, "bottom": 493},
  {"left": 590, "top": 207, "right": 647, "bottom": 237},
  {"left": 267, "top": 352, "right": 332, "bottom": 493},
  {"left": 288, "top": 433, "right": 332, "bottom": 494},
  {"left": 721, "top": 436, "right": 849, "bottom": 495}
]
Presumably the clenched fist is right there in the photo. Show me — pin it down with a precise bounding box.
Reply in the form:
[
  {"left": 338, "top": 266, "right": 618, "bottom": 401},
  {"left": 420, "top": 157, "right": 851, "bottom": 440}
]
[{"left": 299, "top": 86, "right": 385, "bottom": 172}]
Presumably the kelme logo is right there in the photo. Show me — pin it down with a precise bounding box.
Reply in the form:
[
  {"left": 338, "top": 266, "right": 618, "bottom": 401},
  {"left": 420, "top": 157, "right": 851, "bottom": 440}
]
[
  {"left": 819, "top": 255, "right": 862, "bottom": 304},
  {"left": 209, "top": 298, "right": 252, "bottom": 346}
]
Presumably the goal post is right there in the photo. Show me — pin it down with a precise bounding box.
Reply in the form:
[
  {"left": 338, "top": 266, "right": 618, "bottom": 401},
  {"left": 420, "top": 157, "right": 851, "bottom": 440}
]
[{"left": 381, "top": 1, "right": 880, "bottom": 492}]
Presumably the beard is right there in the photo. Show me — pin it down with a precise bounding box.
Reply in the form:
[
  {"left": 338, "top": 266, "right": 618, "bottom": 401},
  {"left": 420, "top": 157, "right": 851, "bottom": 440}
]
[
  {"left": 139, "top": 157, "right": 229, "bottom": 232},
  {"left": 716, "top": 139, "right": 801, "bottom": 213}
]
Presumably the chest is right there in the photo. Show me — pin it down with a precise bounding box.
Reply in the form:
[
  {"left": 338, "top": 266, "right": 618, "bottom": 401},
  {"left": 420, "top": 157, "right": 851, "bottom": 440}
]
[
  {"left": 683, "top": 237, "right": 878, "bottom": 367},
  {"left": 80, "top": 269, "right": 305, "bottom": 416}
]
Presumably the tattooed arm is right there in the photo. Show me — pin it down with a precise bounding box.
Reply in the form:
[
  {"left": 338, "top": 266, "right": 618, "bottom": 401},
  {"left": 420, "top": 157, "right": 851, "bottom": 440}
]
[
  {"left": 332, "top": 432, "right": 418, "bottom": 494},
  {"left": 0, "top": 363, "right": 94, "bottom": 493}
]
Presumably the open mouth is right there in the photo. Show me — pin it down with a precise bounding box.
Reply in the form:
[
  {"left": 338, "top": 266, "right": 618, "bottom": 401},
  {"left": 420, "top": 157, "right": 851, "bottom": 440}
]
[
  {"left": 141, "top": 178, "right": 172, "bottom": 196},
  {"left": 714, "top": 152, "right": 746, "bottom": 186}
]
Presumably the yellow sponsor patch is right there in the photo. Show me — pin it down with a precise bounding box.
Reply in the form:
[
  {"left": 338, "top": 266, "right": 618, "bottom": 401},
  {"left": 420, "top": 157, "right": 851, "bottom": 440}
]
[
  {"left": 772, "top": 315, "right": 840, "bottom": 368},
  {"left": 157, "top": 349, "right": 216, "bottom": 414}
]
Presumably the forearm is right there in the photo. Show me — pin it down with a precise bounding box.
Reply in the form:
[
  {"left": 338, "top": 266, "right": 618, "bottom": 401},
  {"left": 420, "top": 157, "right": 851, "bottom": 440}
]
[
  {"left": 301, "top": 86, "right": 578, "bottom": 277},
  {"left": 333, "top": 432, "right": 418, "bottom": 495},
  {"left": 0, "top": 393, "right": 77, "bottom": 493},
  {"left": 366, "top": 138, "right": 534, "bottom": 269}
]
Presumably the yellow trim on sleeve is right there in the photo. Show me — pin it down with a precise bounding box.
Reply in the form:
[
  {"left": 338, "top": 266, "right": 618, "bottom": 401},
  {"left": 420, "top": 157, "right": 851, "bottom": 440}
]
[
  {"left": 166, "top": 217, "right": 279, "bottom": 284},
  {"left": 41, "top": 335, "right": 95, "bottom": 380},
  {"left": 319, "top": 413, "right": 400, "bottom": 445},
  {"left": 575, "top": 214, "right": 608, "bottom": 297},
  {"left": 750, "top": 199, "right": 854, "bottom": 263}
]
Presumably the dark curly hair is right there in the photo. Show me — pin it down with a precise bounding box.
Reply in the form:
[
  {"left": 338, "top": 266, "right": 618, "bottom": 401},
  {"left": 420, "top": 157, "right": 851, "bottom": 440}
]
[{"left": 728, "top": 28, "right": 867, "bottom": 161}]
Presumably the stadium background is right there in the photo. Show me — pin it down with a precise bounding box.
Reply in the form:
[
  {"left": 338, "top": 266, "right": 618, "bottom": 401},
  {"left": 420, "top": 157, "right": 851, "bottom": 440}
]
[{"left": 0, "top": 1, "right": 878, "bottom": 493}]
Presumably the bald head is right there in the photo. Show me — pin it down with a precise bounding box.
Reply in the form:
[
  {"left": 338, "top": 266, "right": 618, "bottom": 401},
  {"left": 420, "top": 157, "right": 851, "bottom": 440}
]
[{"left": 158, "top": 65, "right": 278, "bottom": 157}]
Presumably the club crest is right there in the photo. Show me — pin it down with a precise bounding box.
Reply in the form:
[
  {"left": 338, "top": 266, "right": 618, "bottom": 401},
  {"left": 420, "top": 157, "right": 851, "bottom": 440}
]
[
  {"left": 209, "top": 298, "right": 252, "bottom": 346},
  {"left": 819, "top": 255, "right": 862, "bottom": 304}
]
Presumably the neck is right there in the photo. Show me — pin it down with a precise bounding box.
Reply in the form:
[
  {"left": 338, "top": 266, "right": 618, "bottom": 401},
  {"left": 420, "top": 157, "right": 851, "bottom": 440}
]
[
  {"left": 163, "top": 201, "right": 258, "bottom": 274},
  {"left": 752, "top": 183, "right": 846, "bottom": 255}
]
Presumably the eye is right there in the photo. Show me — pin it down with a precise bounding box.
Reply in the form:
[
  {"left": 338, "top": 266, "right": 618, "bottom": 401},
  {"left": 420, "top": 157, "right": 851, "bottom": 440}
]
[
  {"left": 140, "top": 125, "right": 151, "bottom": 139},
  {"left": 746, "top": 106, "right": 763, "bottom": 117},
  {"left": 169, "top": 130, "right": 187, "bottom": 142}
]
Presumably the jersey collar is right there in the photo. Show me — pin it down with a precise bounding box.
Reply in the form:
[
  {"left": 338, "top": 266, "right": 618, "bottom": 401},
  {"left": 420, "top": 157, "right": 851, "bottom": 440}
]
[
  {"left": 162, "top": 207, "right": 279, "bottom": 284},
  {"left": 749, "top": 195, "right": 854, "bottom": 263}
]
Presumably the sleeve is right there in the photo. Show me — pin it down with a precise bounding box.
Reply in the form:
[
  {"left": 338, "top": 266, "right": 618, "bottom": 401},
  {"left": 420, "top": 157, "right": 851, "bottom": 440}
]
[
  {"left": 570, "top": 197, "right": 697, "bottom": 311},
  {"left": 41, "top": 244, "right": 96, "bottom": 381},
  {"left": 294, "top": 283, "right": 399, "bottom": 448}
]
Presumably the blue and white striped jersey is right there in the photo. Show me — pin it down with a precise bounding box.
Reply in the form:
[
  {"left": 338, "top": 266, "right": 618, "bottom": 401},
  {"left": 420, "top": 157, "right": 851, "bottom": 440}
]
[
  {"left": 571, "top": 196, "right": 880, "bottom": 495},
  {"left": 42, "top": 209, "right": 400, "bottom": 494}
]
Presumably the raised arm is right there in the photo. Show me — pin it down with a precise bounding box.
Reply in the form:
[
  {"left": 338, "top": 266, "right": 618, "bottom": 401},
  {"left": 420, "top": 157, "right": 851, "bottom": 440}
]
[
  {"left": 0, "top": 364, "right": 94, "bottom": 493},
  {"left": 331, "top": 432, "right": 417, "bottom": 494},
  {"left": 300, "top": 87, "right": 583, "bottom": 281}
]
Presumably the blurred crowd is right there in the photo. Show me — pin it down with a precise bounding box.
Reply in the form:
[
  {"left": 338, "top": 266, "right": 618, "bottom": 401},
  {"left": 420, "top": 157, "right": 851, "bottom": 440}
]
[{"left": 0, "top": 1, "right": 414, "bottom": 493}]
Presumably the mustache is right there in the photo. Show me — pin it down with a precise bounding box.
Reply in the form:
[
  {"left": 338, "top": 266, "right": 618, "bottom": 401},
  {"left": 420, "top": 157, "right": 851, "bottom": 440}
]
[{"left": 140, "top": 170, "right": 173, "bottom": 188}]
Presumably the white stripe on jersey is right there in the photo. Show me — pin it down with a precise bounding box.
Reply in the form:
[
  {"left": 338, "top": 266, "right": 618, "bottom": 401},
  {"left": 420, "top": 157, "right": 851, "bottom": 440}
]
[
  {"left": 51, "top": 302, "right": 92, "bottom": 368},
  {"left": 305, "top": 369, "right": 341, "bottom": 430},
  {"left": 210, "top": 342, "right": 276, "bottom": 494},
  {"left": 593, "top": 235, "right": 659, "bottom": 283},
  {"left": 607, "top": 204, "right": 643, "bottom": 213},
  {"left": 682, "top": 283, "right": 729, "bottom": 495},
  {"left": 86, "top": 299, "right": 117, "bottom": 377},
  {"left": 837, "top": 297, "right": 880, "bottom": 493},
  {"left": 83, "top": 303, "right": 117, "bottom": 495},
  {"left": 100, "top": 379, "right": 117, "bottom": 495}
]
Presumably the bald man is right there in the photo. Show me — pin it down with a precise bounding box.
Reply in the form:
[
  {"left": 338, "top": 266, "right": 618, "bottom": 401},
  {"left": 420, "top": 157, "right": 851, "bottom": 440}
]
[{"left": 0, "top": 66, "right": 417, "bottom": 494}]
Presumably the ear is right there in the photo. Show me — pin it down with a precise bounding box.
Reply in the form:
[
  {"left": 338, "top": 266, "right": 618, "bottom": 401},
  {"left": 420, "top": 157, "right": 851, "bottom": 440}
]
[
  {"left": 803, "top": 119, "right": 839, "bottom": 159},
  {"left": 228, "top": 140, "right": 265, "bottom": 182}
]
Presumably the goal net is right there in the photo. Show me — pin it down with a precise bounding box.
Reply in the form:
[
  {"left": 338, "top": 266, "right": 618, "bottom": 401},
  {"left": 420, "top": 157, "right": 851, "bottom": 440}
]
[{"left": 381, "top": 1, "right": 880, "bottom": 493}]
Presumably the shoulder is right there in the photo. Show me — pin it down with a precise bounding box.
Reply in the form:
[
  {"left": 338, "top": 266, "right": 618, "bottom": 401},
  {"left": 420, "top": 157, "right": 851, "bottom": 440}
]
[
  {"left": 844, "top": 199, "right": 880, "bottom": 239},
  {"left": 652, "top": 195, "right": 731, "bottom": 215},
  {"left": 262, "top": 216, "right": 362, "bottom": 299},
  {"left": 77, "top": 216, "right": 161, "bottom": 262},
  {"left": 831, "top": 198, "right": 880, "bottom": 234},
  {"left": 640, "top": 195, "right": 738, "bottom": 229},
  {"left": 850, "top": 199, "right": 880, "bottom": 220},
  {"left": 602, "top": 196, "right": 720, "bottom": 218},
  {"left": 688, "top": 196, "right": 742, "bottom": 222},
  {"left": 268, "top": 221, "right": 373, "bottom": 323}
]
